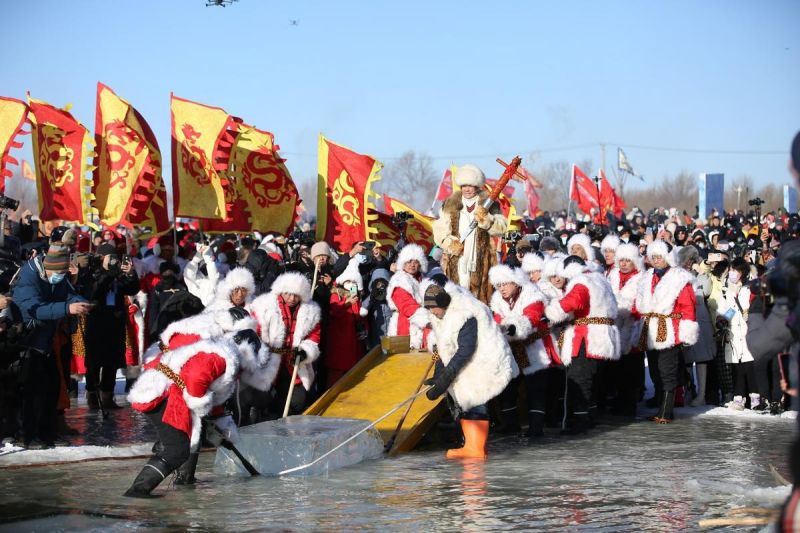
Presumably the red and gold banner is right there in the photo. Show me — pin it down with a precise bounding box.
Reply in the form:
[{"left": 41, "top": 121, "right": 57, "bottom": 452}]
[
  {"left": 316, "top": 134, "right": 381, "bottom": 252},
  {"left": 365, "top": 208, "right": 401, "bottom": 249},
  {"left": 381, "top": 194, "right": 435, "bottom": 252},
  {"left": 202, "top": 124, "right": 300, "bottom": 234},
  {"left": 0, "top": 97, "right": 29, "bottom": 193},
  {"left": 94, "top": 83, "right": 169, "bottom": 234},
  {"left": 27, "top": 95, "right": 95, "bottom": 224},
  {"left": 171, "top": 94, "right": 238, "bottom": 219}
]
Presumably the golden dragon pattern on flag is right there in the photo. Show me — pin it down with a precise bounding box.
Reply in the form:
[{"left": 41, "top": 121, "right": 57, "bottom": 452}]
[
  {"left": 27, "top": 95, "right": 96, "bottom": 225},
  {"left": 94, "top": 83, "right": 169, "bottom": 234}
]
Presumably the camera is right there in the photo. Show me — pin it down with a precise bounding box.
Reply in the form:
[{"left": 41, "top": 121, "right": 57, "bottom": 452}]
[
  {"left": 286, "top": 230, "right": 315, "bottom": 248},
  {"left": 390, "top": 211, "right": 413, "bottom": 229},
  {"left": 748, "top": 198, "right": 765, "bottom": 207},
  {"left": 503, "top": 231, "right": 523, "bottom": 244},
  {"left": 0, "top": 195, "right": 20, "bottom": 211}
]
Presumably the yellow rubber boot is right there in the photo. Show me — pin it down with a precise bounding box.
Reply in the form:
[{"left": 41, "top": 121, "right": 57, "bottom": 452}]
[{"left": 446, "top": 419, "right": 489, "bottom": 459}]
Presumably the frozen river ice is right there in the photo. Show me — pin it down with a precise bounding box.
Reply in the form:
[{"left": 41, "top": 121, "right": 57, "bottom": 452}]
[{"left": 0, "top": 412, "right": 795, "bottom": 531}]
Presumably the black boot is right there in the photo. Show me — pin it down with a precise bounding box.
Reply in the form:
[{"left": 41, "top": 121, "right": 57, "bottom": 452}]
[
  {"left": 175, "top": 452, "right": 200, "bottom": 485},
  {"left": 561, "top": 412, "right": 589, "bottom": 435},
  {"left": 100, "top": 391, "right": 123, "bottom": 410},
  {"left": 653, "top": 389, "right": 675, "bottom": 424},
  {"left": 526, "top": 411, "right": 545, "bottom": 440},
  {"left": 497, "top": 408, "right": 520, "bottom": 435},
  {"left": 86, "top": 391, "right": 100, "bottom": 410},
  {"left": 123, "top": 458, "right": 169, "bottom": 498}
]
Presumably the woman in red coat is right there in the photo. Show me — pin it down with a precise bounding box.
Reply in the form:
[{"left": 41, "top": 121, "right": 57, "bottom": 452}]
[{"left": 324, "top": 259, "right": 368, "bottom": 388}]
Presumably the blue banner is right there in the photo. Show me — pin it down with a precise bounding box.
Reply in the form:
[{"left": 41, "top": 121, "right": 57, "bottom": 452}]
[
  {"left": 784, "top": 185, "right": 797, "bottom": 213},
  {"left": 698, "top": 173, "right": 724, "bottom": 219}
]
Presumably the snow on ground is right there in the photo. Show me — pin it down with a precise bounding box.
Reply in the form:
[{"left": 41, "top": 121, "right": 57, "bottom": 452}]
[{"left": 0, "top": 442, "right": 152, "bottom": 467}]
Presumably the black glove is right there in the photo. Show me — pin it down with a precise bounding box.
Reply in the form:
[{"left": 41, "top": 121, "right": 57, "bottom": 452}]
[
  {"left": 505, "top": 324, "right": 517, "bottom": 337},
  {"left": 425, "top": 366, "right": 457, "bottom": 401},
  {"left": 294, "top": 348, "right": 307, "bottom": 363},
  {"left": 233, "top": 329, "right": 261, "bottom": 351},
  {"left": 228, "top": 306, "right": 249, "bottom": 321}
]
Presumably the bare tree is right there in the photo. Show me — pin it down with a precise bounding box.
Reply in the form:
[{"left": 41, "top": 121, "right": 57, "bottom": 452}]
[
  {"left": 534, "top": 158, "right": 593, "bottom": 212},
  {"left": 724, "top": 175, "right": 755, "bottom": 212},
  {"left": 378, "top": 151, "right": 438, "bottom": 212}
]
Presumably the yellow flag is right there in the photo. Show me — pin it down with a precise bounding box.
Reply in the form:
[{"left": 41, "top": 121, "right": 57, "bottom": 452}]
[
  {"left": 171, "top": 94, "right": 237, "bottom": 219},
  {"left": 0, "top": 97, "right": 28, "bottom": 189}
]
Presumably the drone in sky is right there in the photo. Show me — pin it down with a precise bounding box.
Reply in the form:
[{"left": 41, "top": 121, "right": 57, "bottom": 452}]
[{"left": 206, "top": 0, "right": 237, "bottom": 7}]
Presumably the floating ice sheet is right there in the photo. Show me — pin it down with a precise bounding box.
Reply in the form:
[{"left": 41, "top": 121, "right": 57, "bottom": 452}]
[{"left": 214, "top": 415, "right": 384, "bottom": 477}]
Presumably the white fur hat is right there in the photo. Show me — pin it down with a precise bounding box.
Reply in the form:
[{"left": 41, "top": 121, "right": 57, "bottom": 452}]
[
  {"left": 454, "top": 164, "right": 485, "bottom": 188},
  {"left": 159, "top": 312, "right": 225, "bottom": 345},
  {"left": 567, "top": 233, "right": 593, "bottom": 261},
  {"left": 521, "top": 253, "right": 544, "bottom": 274},
  {"left": 395, "top": 244, "right": 429, "bottom": 273},
  {"left": 213, "top": 267, "right": 256, "bottom": 305},
  {"left": 488, "top": 264, "right": 526, "bottom": 288},
  {"left": 600, "top": 234, "right": 620, "bottom": 252},
  {"left": 646, "top": 240, "right": 670, "bottom": 260},
  {"left": 542, "top": 253, "right": 565, "bottom": 279},
  {"left": 615, "top": 243, "right": 640, "bottom": 265},
  {"left": 270, "top": 272, "right": 312, "bottom": 302},
  {"left": 335, "top": 258, "right": 363, "bottom": 291}
]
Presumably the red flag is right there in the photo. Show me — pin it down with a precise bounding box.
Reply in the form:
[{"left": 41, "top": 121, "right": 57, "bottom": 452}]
[
  {"left": 598, "top": 169, "right": 626, "bottom": 220},
  {"left": 485, "top": 178, "right": 515, "bottom": 199},
  {"left": 569, "top": 164, "right": 600, "bottom": 216},
  {"left": 435, "top": 167, "right": 453, "bottom": 201},
  {"left": 517, "top": 166, "right": 541, "bottom": 216}
]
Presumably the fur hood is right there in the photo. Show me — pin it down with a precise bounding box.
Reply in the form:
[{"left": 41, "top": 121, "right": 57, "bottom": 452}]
[
  {"left": 395, "top": 244, "right": 429, "bottom": 274},
  {"left": 430, "top": 283, "right": 518, "bottom": 410},
  {"left": 270, "top": 272, "right": 312, "bottom": 302}
]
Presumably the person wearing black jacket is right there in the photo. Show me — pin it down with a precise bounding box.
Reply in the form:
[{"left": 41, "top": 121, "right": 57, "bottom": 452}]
[
  {"left": 244, "top": 249, "right": 281, "bottom": 296},
  {"left": 82, "top": 243, "right": 139, "bottom": 409}
]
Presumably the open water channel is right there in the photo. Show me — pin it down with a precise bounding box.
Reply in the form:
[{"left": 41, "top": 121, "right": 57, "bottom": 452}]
[{"left": 0, "top": 412, "right": 794, "bottom": 532}]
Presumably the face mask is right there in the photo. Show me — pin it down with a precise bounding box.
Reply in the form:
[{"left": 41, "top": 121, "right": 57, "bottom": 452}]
[
  {"left": 728, "top": 271, "right": 740, "bottom": 284},
  {"left": 355, "top": 253, "right": 368, "bottom": 264},
  {"left": 560, "top": 237, "right": 568, "bottom": 245},
  {"left": 49, "top": 272, "right": 66, "bottom": 285}
]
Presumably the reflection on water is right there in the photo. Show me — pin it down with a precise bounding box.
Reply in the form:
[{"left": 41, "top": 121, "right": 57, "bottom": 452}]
[{"left": 0, "top": 416, "right": 794, "bottom": 532}]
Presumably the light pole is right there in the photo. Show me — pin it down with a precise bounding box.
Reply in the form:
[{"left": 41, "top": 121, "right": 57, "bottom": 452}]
[{"left": 736, "top": 186, "right": 743, "bottom": 212}]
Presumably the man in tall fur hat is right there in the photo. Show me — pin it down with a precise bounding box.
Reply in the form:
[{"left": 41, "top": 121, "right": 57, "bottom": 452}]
[
  {"left": 630, "top": 240, "right": 698, "bottom": 424},
  {"left": 423, "top": 283, "right": 518, "bottom": 459},
  {"left": 386, "top": 244, "right": 433, "bottom": 350},
  {"left": 433, "top": 164, "right": 507, "bottom": 303},
  {"left": 249, "top": 272, "right": 322, "bottom": 415},
  {"left": 489, "top": 265, "right": 559, "bottom": 439},
  {"left": 545, "top": 256, "right": 620, "bottom": 434}
]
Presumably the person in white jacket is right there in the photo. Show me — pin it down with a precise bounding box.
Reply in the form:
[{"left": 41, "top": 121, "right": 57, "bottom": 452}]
[
  {"left": 183, "top": 245, "right": 221, "bottom": 307},
  {"left": 714, "top": 258, "right": 757, "bottom": 410}
]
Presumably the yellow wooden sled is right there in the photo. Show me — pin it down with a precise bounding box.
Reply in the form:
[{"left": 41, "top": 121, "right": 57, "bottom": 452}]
[{"left": 304, "top": 337, "right": 445, "bottom": 455}]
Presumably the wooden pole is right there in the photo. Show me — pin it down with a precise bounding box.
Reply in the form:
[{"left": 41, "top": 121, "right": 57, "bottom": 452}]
[{"left": 282, "top": 358, "right": 300, "bottom": 418}]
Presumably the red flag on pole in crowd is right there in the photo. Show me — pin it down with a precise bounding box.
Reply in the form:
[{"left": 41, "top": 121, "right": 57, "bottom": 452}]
[
  {"left": 569, "top": 164, "right": 600, "bottom": 216},
  {"left": 598, "top": 169, "right": 626, "bottom": 220},
  {"left": 434, "top": 166, "right": 454, "bottom": 201},
  {"left": 518, "top": 166, "right": 541, "bottom": 216},
  {"left": 316, "top": 134, "right": 381, "bottom": 252}
]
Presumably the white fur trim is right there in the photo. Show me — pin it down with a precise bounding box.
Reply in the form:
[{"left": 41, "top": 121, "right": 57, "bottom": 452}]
[
  {"left": 646, "top": 240, "right": 669, "bottom": 259},
  {"left": 521, "top": 253, "right": 544, "bottom": 274},
  {"left": 559, "top": 261, "right": 586, "bottom": 281},
  {"left": 249, "top": 292, "right": 321, "bottom": 390},
  {"left": 542, "top": 255, "right": 564, "bottom": 279},
  {"left": 453, "top": 164, "right": 485, "bottom": 188},
  {"left": 159, "top": 312, "right": 225, "bottom": 345},
  {"left": 430, "top": 284, "right": 517, "bottom": 410},
  {"left": 545, "top": 300, "right": 571, "bottom": 325},
  {"left": 387, "top": 270, "right": 428, "bottom": 349},
  {"left": 488, "top": 264, "right": 526, "bottom": 288},
  {"left": 600, "top": 234, "right": 620, "bottom": 252},
  {"left": 678, "top": 319, "right": 699, "bottom": 347},
  {"left": 567, "top": 233, "right": 593, "bottom": 262},
  {"left": 207, "top": 268, "right": 255, "bottom": 311},
  {"left": 632, "top": 267, "right": 696, "bottom": 350},
  {"left": 270, "top": 272, "right": 312, "bottom": 302},
  {"left": 396, "top": 244, "right": 429, "bottom": 274}
]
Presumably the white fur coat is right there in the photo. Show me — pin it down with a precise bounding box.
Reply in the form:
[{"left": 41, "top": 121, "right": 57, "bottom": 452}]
[{"left": 490, "top": 282, "right": 553, "bottom": 375}]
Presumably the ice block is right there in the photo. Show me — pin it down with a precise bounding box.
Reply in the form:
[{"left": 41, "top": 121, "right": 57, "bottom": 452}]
[{"left": 213, "top": 415, "right": 384, "bottom": 476}]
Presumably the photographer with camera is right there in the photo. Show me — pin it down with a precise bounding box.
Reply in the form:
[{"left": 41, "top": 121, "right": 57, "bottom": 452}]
[
  {"left": 12, "top": 244, "right": 91, "bottom": 448},
  {"left": 82, "top": 243, "right": 139, "bottom": 410}
]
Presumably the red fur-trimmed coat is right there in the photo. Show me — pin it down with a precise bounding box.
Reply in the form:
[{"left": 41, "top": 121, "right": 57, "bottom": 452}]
[
  {"left": 607, "top": 267, "right": 643, "bottom": 355},
  {"left": 490, "top": 283, "right": 560, "bottom": 375},
  {"left": 387, "top": 270, "right": 432, "bottom": 350},
  {"left": 545, "top": 271, "right": 620, "bottom": 365},
  {"left": 128, "top": 334, "right": 239, "bottom": 449},
  {"left": 630, "top": 267, "right": 698, "bottom": 351},
  {"left": 249, "top": 293, "right": 322, "bottom": 390}
]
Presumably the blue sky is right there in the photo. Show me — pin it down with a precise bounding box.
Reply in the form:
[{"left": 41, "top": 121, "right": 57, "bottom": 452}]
[{"left": 2, "top": 0, "right": 798, "bottom": 198}]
